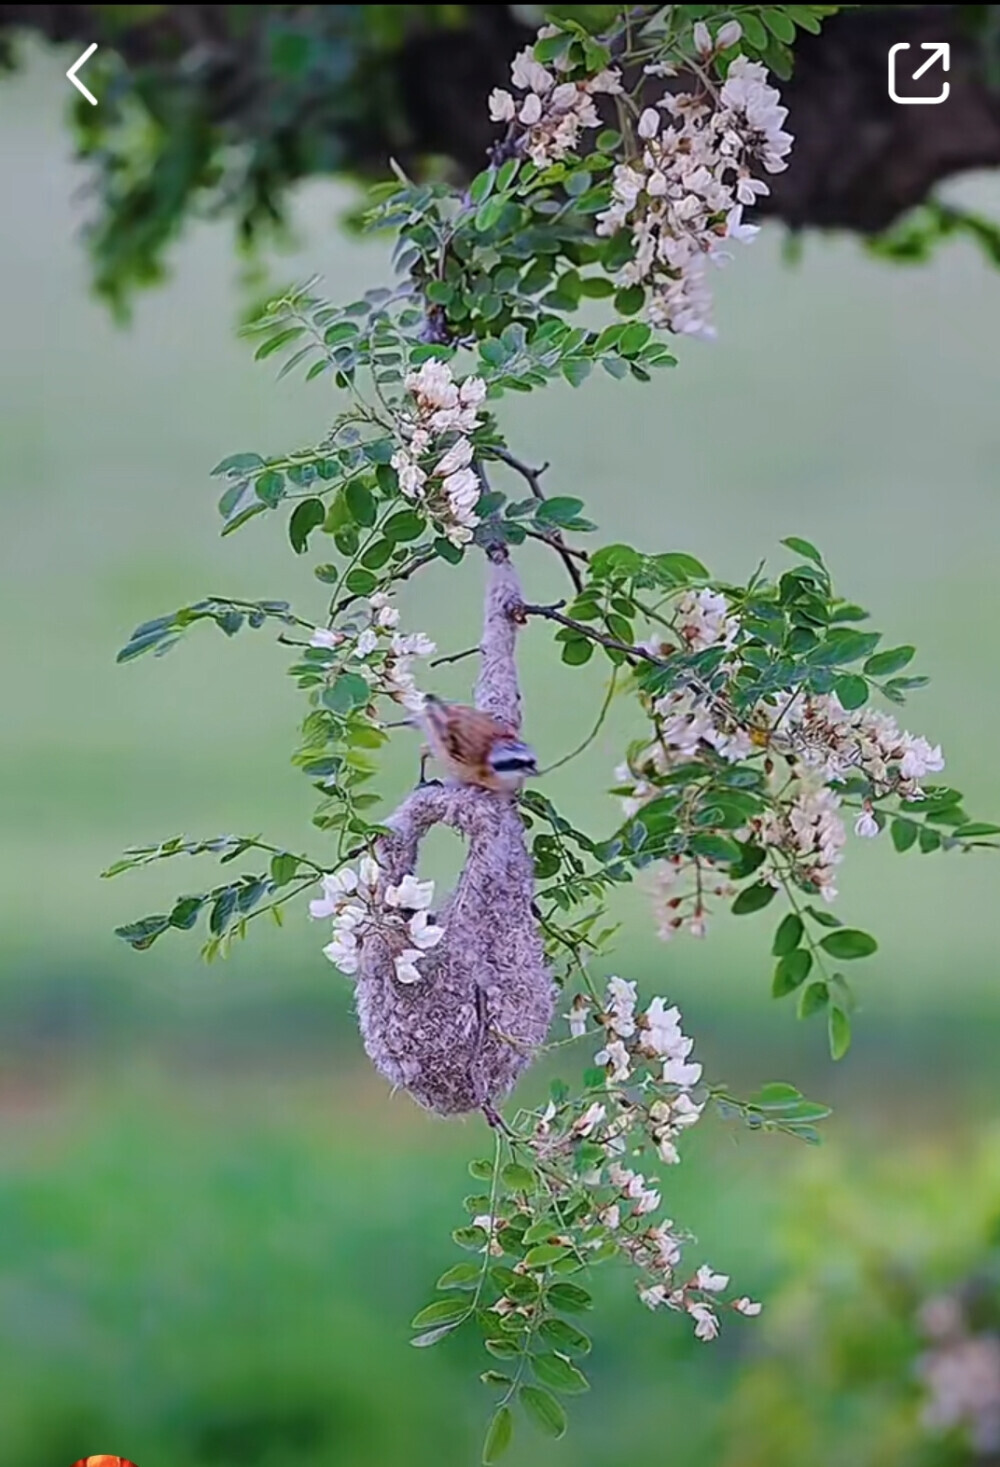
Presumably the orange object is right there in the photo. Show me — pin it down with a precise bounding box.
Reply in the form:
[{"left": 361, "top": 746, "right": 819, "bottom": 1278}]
[{"left": 70, "top": 1457, "right": 139, "bottom": 1467}]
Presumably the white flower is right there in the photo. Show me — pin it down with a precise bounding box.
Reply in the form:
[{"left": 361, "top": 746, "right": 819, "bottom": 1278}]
[
  {"left": 605, "top": 975, "right": 638, "bottom": 1037},
  {"left": 358, "top": 855, "right": 381, "bottom": 891},
  {"left": 638, "top": 107, "right": 660, "bottom": 140},
  {"left": 640, "top": 1283, "right": 670, "bottom": 1310},
  {"left": 855, "top": 808, "right": 880, "bottom": 838},
  {"left": 392, "top": 631, "right": 436, "bottom": 659},
  {"left": 385, "top": 874, "right": 434, "bottom": 910},
  {"left": 374, "top": 601, "right": 400, "bottom": 630},
  {"left": 394, "top": 948, "right": 425, "bottom": 985},
  {"left": 519, "top": 91, "right": 543, "bottom": 126},
  {"left": 655, "top": 1137, "right": 680, "bottom": 1165},
  {"left": 310, "top": 627, "right": 343, "bottom": 650},
  {"left": 663, "top": 1058, "right": 703, "bottom": 1089},
  {"left": 689, "top": 1302, "right": 720, "bottom": 1341},
  {"left": 323, "top": 935, "right": 360, "bottom": 974},
  {"left": 696, "top": 1265, "right": 730, "bottom": 1293},
  {"left": 573, "top": 1102, "right": 607, "bottom": 1137},
  {"left": 408, "top": 909, "right": 444, "bottom": 950},
  {"left": 308, "top": 867, "right": 357, "bottom": 919},
  {"left": 634, "top": 1186, "right": 662, "bottom": 1216},
  {"left": 566, "top": 994, "right": 590, "bottom": 1039},
  {"left": 595, "top": 1038, "right": 631, "bottom": 1083},
  {"left": 693, "top": 20, "right": 713, "bottom": 55},
  {"left": 598, "top": 1203, "right": 621, "bottom": 1230},
  {"left": 899, "top": 734, "right": 945, "bottom": 782},
  {"left": 717, "top": 20, "right": 742, "bottom": 48},
  {"left": 356, "top": 628, "right": 378, "bottom": 657},
  {"left": 434, "top": 436, "right": 474, "bottom": 478},
  {"left": 733, "top": 1297, "right": 762, "bottom": 1316},
  {"left": 510, "top": 46, "right": 554, "bottom": 94},
  {"left": 488, "top": 88, "right": 516, "bottom": 122},
  {"left": 643, "top": 998, "right": 685, "bottom": 1056}
]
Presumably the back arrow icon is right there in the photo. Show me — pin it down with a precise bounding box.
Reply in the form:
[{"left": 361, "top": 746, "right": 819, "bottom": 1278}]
[{"left": 67, "top": 43, "right": 98, "bottom": 106}]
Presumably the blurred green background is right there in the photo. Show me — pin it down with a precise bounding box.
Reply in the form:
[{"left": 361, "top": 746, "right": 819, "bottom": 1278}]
[{"left": 2, "top": 45, "right": 999, "bottom": 1467}]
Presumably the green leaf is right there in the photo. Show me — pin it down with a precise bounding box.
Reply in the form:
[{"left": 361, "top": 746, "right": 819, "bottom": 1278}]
[
  {"left": 412, "top": 1322, "right": 464, "bottom": 1348},
  {"left": 255, "top": 469, "right": 285, "bottom": 507},
  {"left": 360, "top": 537, "right": 393, "bottom": 570},
  {"left": 806, "top": 630, "right": 880, "bottom": 667},
  {"left": 546, "top": 1282, "right": 593, "bottom": 1313},
  {"left": 891, "top": 819, "right": 918, "bottom": 852},
  {"left": 772, "top": 948, "right": 813, "bottom": 996},
  {"left": 482, "top": 1406, "right": 513, "bottom": 1464},
  {"left": 346, "top": 480, "right": 377, "bottom": 527},
  {"left": 763, "top": 7, "right": 797, "bottom": 43},
  {"left": 519, "top": 1385, "right": 567, "bottom": 1439},
  {"left": 501, "top": 1162, "right": 536, "bottom": 1191},
  {"left": 805, "top": 905, "right": 842, "bottom": 928},
  {"left": 344, "top": 568, "right": 378, "bottom": 595},
  {"left": 834, "top": 674, "right": 868, "bottom": 710},
  {"left": 269, "top": 852, "right": 300, "bottom": 886},
  {"left": 115, "top": 914, "right": 171, "bottom": 950},
  {"left": 434, "top": 537, "right": 464, "bottom": 565},
  {"left": 820, "top": 929, "right": 877, "bottom": 960},
  {"left": 772, "top": 913, "right": 804, "bottom": 956},
  {"left": 469, "top": 1158, "right": 495, "bottom": 1181},
  {"left": 732, "top": 882, "right": 777, "bottom": 915},
  {"left": 537, "top": 496, "right": 586, "bottom": 527},
  {"left": 322, "top": 673, "right": 371, "bottom": 715},
  {"left": 690, "top": 833, "right": 741, "bottom": 864},
  {"left": 470, "top": 168, "right": 495, "bottom": 205},
  {"left": 828, "top": 1006, "right": 852, "bottom": 1060},
  {"left": 561, "top": 636, "right": 594, "bottom": 666},
  {"left": 562, "top": 358, "right": 592, "bottom": 387},
  {"left": 955, "top": 822, "right": 1000, "bottom": 838},
  {"left": 531, "top": 1353, "right": 590, "bottom": 1394},
  {"left": 863, "top": 645, "right": 916, "bottom": 677},
  {"left": 750, "top": 1082, "right": 802, "bottom": 1108},
  {"left": 437, "top": 1263, "right": 481, "bottom": 1290},
  {"left": 289, "top": 497, "right": 325, "bottom": 554},
  {"left": 798, "top": 981, "right": 829, "bottom": 1018},
  {"left": 212, "top": 452, "right": 265, "bottom": 477},
  {"left": 538, "top": 1319, "right": 591, "bottom": 1356},
  {"left": 614, "top": 285, "right": 645, "bottom": 316},
  {"left": 384, "top": 510, "right": 424, "bottom": 543},
  {"left": 524, "top": 1244, "right": 570, "bottom": 1268},
  {"left": 781, "top": 535, "right": 824, "bottom": 566},
  {"left": 410, "top": 1298, "right": 470, "bottom": 1329},
  {"left": 255, "top": 326, "right": 304, "bottom": 360},
  {"left": 655, "top": 551, "right": 709, "bottom": 582}
]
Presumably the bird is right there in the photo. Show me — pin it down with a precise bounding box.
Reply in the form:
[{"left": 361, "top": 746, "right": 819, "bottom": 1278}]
[{"left": 418, "top": 694, "right": 538, "bottom": 793}]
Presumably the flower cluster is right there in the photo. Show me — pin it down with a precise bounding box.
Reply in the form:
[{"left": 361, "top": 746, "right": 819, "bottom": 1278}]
[
  {"left": 390, "top": 360, "right": 487, "bottom": 547},
  {"left": 755, "top": 782, "right": 846, "bottom": 903},
  {"left": 542, "top": 977, "right": 759, "bottom": 1343},
  {"left": 310, "top": 592, "right": 435, "bottom": 714},
  {"left": 488, "top": 38, "right": 622, "bottom": 168},
  {"left": 310, "top": 858, "right": 445, "bottom": 984},
  {"left": 771, "top": 690, "right": 945, "bottom": 800},
  {"left": 917, "top": 1292, "right": 1000, "bottom": 1453},
  {"left": 596, "top": 27, "right": 792, "bottom": 338}
]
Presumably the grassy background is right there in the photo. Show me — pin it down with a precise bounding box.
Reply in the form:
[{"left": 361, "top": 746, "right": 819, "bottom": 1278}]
[{"left": 1, "top": 45, "right": 999, "bottom": 1467}]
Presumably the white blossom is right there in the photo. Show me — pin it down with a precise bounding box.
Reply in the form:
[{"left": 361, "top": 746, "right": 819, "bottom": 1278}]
[
  {"left": 595, "top": 1037, "right": 631, "bottom": 1083},
  {"left": 696, "top": 1265, "right": 730, "bottom": 1293},
  {"left": 733, "top": 1296, "right": 762, "bottom": 1316},
  {"left": 310, "top": 627, "right": 345, "bottom": 650},
  {"left": 688, "top": 1301, "right": 720, "bottom": 1341},
  {"left": 855, "top": 808, "right": 880, "bottom": 839},
  {"left": 394, "top": 949, "right": 425, "bottom": 985},
  {"left": 663, "top": 1057, "right": 703, "bottom": 1089},
  {"left": 385, "top": 874, "right": 435, "bottom": 910},
  {"left": 566, "top": 993, "right": 590, "bottom": 1038}
]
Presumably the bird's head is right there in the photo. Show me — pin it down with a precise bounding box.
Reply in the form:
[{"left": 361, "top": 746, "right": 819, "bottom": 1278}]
[{"left": 487, "top": 737, "right": 538, "bottom": 789}]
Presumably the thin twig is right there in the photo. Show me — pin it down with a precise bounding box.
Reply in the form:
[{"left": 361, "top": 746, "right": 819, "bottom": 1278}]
[
  {"left": 521, "top": 602, "right": 656, "bottom": 664},
  {"left": 489, "top": 446, "right": 585, "bottom": 595},
  {"left": 430, "top": 645, "right": 480, "bottom": 669}
]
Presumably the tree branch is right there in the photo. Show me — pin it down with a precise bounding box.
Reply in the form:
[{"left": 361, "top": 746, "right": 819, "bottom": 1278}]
[{"left": 489, "top": 447, "right": 585, "bottom": 595}]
